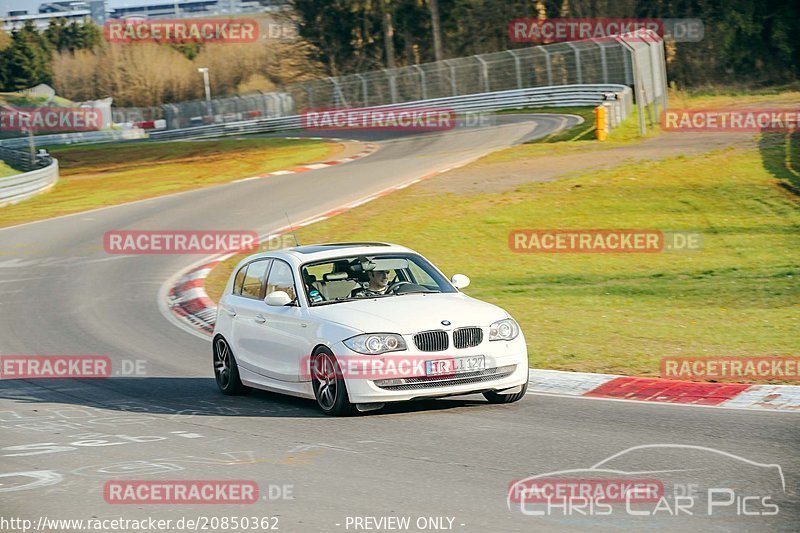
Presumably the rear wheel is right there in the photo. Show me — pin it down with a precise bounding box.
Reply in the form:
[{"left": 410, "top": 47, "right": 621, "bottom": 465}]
[
  {"left": 213, "top": 336, "right": 249, "bottom": 395},
  {"left": 484, "top": 382, "right": 528, "bottom": 404},
  {"left": 311, "top": 348, "right": 355, "bottom": 416}
]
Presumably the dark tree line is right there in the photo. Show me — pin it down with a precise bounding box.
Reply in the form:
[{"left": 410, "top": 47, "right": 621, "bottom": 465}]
[
  {"left": 0, "top": 19, "right": 101, "bottom": 91},
  {"left": 1, "top": 2, "right": 797, "bottom": 97},
  {"left": 292, "top": 0, "right": 800, "bottom": 87}
]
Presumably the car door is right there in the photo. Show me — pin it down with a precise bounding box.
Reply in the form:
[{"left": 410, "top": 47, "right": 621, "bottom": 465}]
[
  {"left": 254, "top": 259, "right": 313, "bottom": 382},
  {"left": 228, "top": 258, "right": 271, "bottom": 373}
]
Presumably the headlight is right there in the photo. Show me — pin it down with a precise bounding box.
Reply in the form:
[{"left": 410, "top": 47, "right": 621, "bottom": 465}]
[
  {"left": 343, "top": 333, "right": 407, "bottom": 354},
  {"left": 489, "top": 318, "right": 519, "bottom": 341}
]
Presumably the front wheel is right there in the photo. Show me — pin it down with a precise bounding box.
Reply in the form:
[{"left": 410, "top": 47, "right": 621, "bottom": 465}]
[
  {"left": 311, "top": 349, "right": 355, "bottom": 416},
  {"left": 483, "top": 382, "right": 528, "bottom": 404},
  {"left": 213, "top": 336, "right": 249, "bottom": 395}
]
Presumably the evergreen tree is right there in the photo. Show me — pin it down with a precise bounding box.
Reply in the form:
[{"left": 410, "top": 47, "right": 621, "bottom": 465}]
[{"left": 1, "top": 21, "right": 53, "bottom": 91}]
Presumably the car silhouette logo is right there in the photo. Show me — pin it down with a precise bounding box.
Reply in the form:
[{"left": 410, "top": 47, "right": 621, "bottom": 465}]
[{"left": 441, "top": 320, "right": 451, "bottom": 326}]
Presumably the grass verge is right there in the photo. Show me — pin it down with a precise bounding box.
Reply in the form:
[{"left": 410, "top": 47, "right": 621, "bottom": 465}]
[
  {"left": 0, "top": 138, "right": 338, "bottom": 228},
  {"left": 207, "top": 134, "right": 799, "bottom": 383},
  {"left": 0, "top": 160, "right": 19, "bottom": 178}
]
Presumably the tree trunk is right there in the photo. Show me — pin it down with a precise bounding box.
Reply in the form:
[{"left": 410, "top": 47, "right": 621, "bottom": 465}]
[
  {"left": 379, "top": 0, "right": 396, "bottom": 69},
  {"left": 428, "top": 0, "right": 443, "bottom": 61}
]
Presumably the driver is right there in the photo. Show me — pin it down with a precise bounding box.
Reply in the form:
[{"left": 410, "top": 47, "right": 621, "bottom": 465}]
[{"left": 352, "top": 268, "right": 390, "bottom": 298}]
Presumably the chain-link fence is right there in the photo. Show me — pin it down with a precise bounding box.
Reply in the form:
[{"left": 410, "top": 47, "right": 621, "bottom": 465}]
[
  {"left": 161, "top": 92, "right": 294, "bottom": 130},
  {"left": 288, "top": 31, "right": 665, "bottom": 134},
  {"left": 122, "top": 31, "right": 665, "bottom": 134}
]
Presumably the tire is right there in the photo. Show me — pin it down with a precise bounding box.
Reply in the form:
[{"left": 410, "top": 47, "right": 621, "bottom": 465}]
[
  {"left": 213, "top": 336, "right": 249, "bottom": 395},
  {"left": 483, "top": 381, "right": 528, "bottom": 404},
  {"left": 311, "top": 348, "right": 355, "bottom": 416}
]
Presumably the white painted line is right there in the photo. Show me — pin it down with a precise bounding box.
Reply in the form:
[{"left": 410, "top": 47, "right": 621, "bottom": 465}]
[
  {"left": 270, "top": 170, "right": 295, "bottom": 176},
  {"left": 298, "top": 216, "right": 329, "bottom": 226},
  {"left": 347, "top": 196, "right": 378, "bottom": 209}
]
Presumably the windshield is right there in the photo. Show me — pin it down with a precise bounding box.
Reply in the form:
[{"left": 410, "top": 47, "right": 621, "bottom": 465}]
[{"left": 301, "top": 253, "right": 456, "bottom": 306}]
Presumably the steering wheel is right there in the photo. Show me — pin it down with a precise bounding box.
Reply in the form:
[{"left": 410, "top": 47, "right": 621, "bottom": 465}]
[{"left": 387, "top": 281, "right": 413, "bottom": 294}]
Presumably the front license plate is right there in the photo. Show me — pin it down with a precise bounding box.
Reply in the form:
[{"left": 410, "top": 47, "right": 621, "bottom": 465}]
[{"left": 426, "top": 356, "right": 485, "bottom": 376}]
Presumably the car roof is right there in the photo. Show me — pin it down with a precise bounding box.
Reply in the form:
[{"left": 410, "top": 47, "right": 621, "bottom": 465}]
[{"left": 240, "top": 242, "right": 417, "bottom": 265}]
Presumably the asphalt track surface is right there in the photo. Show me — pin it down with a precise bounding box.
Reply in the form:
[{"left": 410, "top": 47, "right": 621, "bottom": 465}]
[{"left": 0, "top": 115, "right": 797, "bottom": 532}]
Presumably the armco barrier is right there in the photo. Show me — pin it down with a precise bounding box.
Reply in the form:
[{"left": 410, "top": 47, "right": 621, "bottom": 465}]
[
  {"left": 0, "top": 128, "right": 146, "bottom": 149},
  {"left": 150, "top": 84, "right": 633, "bottom": 141},
  {"left": 0, "top": 155, "right": 59, "bottom": 207}
]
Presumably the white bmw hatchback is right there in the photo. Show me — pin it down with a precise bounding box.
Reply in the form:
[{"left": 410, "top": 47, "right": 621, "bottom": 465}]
[{"left": 212, "top": 242, "right": 529, "bottom": 415}]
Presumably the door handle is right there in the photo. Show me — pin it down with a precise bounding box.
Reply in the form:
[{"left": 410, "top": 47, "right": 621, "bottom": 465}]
[
  {"left": 254, "top": 314, "right": 266, "bottom": 324},
  {"left": 223, "top": 307, "right": 236, "bottom": 317}
]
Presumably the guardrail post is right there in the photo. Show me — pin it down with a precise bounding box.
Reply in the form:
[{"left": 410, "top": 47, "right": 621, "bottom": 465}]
[
  {"left": 540, "top": 47, "right": 553, "bottom": 86},
  {"left": 443, "top": 60, "right": 457, "bottom": 96},
  {"left": 598, "top": 41, "right": 609, "bottom": 84},
  {"left": 384, "top": 69, "right": 399, "bottom": 104},
  {"left": 356, "top": 73, "right": 369, "bottom": 106},
  {"left": 328, "top": 76, "right": 348, "bottom": 107},
  {"left": 474, "top": 55, "right": 490, "bottom": 93},
  {"left": 413, "top": 65, "right": 427, "bottom": 101},
  {"left": 508, "top": 50, "right": 523, "bottom": 89},
  {"left": 304, "top": 85, "right": 315, "bottom": 109},
  {"left": 566, "top": 43, "right": 582, "bottom": 84}
]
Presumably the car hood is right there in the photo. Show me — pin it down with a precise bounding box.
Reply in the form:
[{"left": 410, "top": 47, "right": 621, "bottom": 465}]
[{"left": 309, "top": 292, "right": 509, "bottom": 334}]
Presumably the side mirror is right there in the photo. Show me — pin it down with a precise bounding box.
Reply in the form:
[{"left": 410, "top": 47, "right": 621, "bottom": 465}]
[
  {"left": 265, "top": 290, "right": 293, "bottom": 306},
  {"left": 451, "top": 274, "right": 470, "bottom": 290}
]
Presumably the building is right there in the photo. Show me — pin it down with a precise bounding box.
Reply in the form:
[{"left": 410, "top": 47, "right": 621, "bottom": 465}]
[
  {"left": 108, "top": 1, "right": 287, "bottom": 20},
  {"left": 2, "top": 1, "right": 107, "bottom": 31},
  {"left": 1, "top": 0, "right": 289, "bottom": 32}
]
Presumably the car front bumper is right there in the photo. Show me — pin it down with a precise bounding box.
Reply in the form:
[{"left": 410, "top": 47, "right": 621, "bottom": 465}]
[{"left": 332, "top": 337, "right": 529, "bottom": 404}]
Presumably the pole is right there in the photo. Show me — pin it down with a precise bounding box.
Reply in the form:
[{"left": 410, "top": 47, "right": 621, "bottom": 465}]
[{"left": 198, "top": 68, "right": 212, "bottom": 117}]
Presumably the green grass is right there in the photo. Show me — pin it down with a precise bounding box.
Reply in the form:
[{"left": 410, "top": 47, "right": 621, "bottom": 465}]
[
  {"left": 208, "top": 132, "right": 799, "bottom": 383},
  {"left": 668, "top": 86, "right": 800, "bottom": 109},
  {"left": 0, "top": 160, "right": 19, "bottom": 178},
  {"left": 0, "top": 138, "right": 337, "bottom": 228}
]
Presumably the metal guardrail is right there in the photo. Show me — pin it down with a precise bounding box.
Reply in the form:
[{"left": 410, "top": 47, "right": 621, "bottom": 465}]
[
  {"left": 0, "top": 84, "right": 631, "bottom": 207},
  {"left": 0, "top": 149, "right": 59, "bottom": 207},
  {"left": 0, "top": 129, "right": 147, "bottom": 149},
  {"left": 150, "top": 84, "right": 633, "bottom": 141}
]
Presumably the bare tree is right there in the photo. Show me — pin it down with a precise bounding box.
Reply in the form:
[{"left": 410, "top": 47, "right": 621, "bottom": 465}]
[
  {"left": 428, "top": 0, "right": 443, "bottom": 61},
  {"left": 379, "top": 0, "right": 397, "bottom": 69}
]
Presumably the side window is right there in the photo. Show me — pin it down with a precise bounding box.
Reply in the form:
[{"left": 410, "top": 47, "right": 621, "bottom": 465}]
[
  {"left": 241, "top": 260, "right": 270, "bottom": 299},
  {"left": 408, "top": 260, "right": 437, "bottom": 287},
  {"left": 233, "top": 265, "right": 247, "bottom": 295},
  {"left": 266, "top": 260, "right": 297, "bottom": 303}
]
